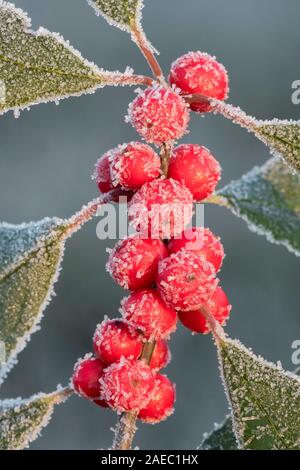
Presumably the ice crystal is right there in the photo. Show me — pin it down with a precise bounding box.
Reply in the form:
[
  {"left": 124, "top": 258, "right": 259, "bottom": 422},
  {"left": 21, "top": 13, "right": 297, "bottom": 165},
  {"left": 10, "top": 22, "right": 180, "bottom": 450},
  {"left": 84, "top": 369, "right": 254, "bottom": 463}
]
[
  {"left": 0, "top": 388, "right": 70, "bottom": 450},
  {"left": 199, "top": 416, "right": 238, "bottom": 450},
  {"left": 0, "top": 2, "right": 128, "bottom": 116},
  {"left": 0, "top": 218, "right": 67, "bottom": 384},
  {"left": 219, "top": 157, "right": 300, "bottom": 256},
  {"left": 87, "top": 0, "right": 143, "bottom": 33},
  {"left": 218, "top": 337, "right": 300, "bottom": 450}
]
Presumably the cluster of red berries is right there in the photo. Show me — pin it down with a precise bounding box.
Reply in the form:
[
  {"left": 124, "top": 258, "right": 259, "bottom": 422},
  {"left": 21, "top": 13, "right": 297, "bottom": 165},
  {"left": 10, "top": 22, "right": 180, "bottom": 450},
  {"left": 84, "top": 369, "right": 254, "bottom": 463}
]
[{"left": 73, "top": 52, "right": 231, "bottom": 424}]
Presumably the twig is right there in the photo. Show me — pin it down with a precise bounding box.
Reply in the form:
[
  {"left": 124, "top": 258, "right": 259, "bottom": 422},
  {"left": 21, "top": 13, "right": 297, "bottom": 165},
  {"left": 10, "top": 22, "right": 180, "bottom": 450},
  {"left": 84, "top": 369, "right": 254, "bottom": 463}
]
[
  {"left": 160, "top": 142, "right": 173, "bottom": 176},
  {"left": 131, "top": 25, "right": 165, "bottom": 82},
  {"left": 112, "top": 73, "right": 155, "bottom": 88},
  {"left": 112, "top": 340, "right": 156, "bottom": 450}
]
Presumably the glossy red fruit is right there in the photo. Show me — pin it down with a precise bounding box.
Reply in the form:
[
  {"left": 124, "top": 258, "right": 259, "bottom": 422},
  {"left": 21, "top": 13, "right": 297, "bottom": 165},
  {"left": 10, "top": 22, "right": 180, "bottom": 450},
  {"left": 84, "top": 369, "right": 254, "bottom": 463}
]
[
  {"left": 72, "top": 356, "right": 106, "bottom": 401},
  {"left": 100, "top": 358, "right": 155, "bottom": 412},
  {"left": 127, "top": 85, "right": 190, "bottom": 145},
  {"left": 93, "top": 152, "right": 115, "bottom": 194},
  {"left": 168, "top": 227, "right": 224, "bottom": 272},
  {"left": 169, "top": 51, "right": 229, "bottom": 112},
  {"left": 107, "top": 236, "right": 168, "bottom": 291},
  {"left": 110, "top": 142, "right": 161, "bottom": 190},
  {"left": 168, "top": 144, "right": 221, "bottom": 201},
  {"left": 178, "top": 286, "right": 232, "bottom": 334},
  {"left": 156, "top": 251, "right": 218, "bottom": 311},
  {"left": 128, "top": 178, "right": 194, "bottom": 239},
  {"left": 138, "top": 374, "right": 175, "bottom": 423},
  {"left": 122, "top": 289, "right": 177, "bottom": 340},
  {"left": 93, "top": 319, "right": 142, "bottom": 364},
  {"left": 149, "top": 340, "right": 171, "bottom": 371}
]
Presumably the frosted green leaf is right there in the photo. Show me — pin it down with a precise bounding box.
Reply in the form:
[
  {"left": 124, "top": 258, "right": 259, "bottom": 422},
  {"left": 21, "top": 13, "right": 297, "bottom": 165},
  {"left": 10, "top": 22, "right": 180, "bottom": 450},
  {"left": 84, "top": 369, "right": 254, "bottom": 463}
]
[
  {"left": 0, "top": 2, "right": 133, "bottom": 116},
  {"left": 0, "top": 388, "right": 71, "bottom": 450},
  {"left": 199, "top": 416, "right": 238, "bottom": 450},
  {"left": 214, "top": 102, "right": 300, "bottom": 173},
  {"left": 218, "top": 157, "right": 300, "bottom": 256},
  {"left": 87, "top": 0, "right": 143, "bottom": 32},
  {"left": 0, "top": 217, "right": 68, "bottom": 383},
  {"left": 254, "top": 120, "right": 300, "bottom": 173},
  {"left": 218, "top": 337, "right": 300, "bottom": 450}
]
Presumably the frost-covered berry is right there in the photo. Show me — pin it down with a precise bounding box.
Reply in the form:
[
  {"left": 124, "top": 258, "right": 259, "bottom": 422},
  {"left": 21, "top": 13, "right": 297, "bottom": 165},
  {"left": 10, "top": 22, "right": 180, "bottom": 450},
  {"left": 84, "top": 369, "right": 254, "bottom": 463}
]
[
  {"left": 149, "top": 339, "right": 171, "bottom": 371},
  {"left": 138, "top": 374, "right": 175, "bottom": 424},
  {"left": 129, "top": 178, "right": 194, "bottom": 238},
  {"left": 156, "top": 251, "right": 218, "bottom": 311},
  {"left": 107, "top": 236, "right": 168, "bottom": 290},
  {"left": 168, "top": 144, "right": 221, "bottom": 201},
  {"left": 110, "top": 142, "right": 161, "bottom": 190},
  {"left": 169, "top": 51, "right": 229, "bottom": 112},
  {"left": 93, "top": 152, "right": 116, "bottom": 194},
  {"left": 122, "top": 289, "right": 177, "bottom": 340},
  {"left": 100, "top": 358, "right": 155, "bottom": 412},
  {"left": 127, "top": 85, "right": 190, "bottom": 145},
  {"left": 93, "top": 319, "right": 142, "bottom": 364},
  {"left": 72, "top": 356, "right": 106, "bottom": 401},
  {"left": 178, "top": 286, "right": 231, "bottom": 334},
  {"left": 168, "top": 227, "right": 224, "bottom": 272}
]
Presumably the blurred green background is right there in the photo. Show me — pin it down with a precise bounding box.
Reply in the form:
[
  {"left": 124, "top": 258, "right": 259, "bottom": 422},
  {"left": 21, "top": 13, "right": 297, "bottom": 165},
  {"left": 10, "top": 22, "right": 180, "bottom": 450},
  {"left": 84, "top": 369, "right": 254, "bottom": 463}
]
[{"left": 0, "top": 0, "right": 299, "bottom": 450}]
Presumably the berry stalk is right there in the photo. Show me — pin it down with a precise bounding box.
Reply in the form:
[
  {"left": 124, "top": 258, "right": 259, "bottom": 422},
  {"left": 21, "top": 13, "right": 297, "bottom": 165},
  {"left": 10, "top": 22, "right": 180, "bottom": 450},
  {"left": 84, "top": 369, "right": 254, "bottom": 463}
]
[
  {"left": 112, "top": 340, "right": 156, "bottom": 450},
  {"left": 131, "top": 24, "right": 164, "bottom": 82}
]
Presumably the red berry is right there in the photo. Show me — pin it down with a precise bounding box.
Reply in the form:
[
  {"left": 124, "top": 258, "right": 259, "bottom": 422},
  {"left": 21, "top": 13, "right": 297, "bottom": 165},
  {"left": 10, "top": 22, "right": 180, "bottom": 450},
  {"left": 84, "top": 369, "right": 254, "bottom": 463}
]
[
  {"left": 93, "top": 152, "right": 115, "bottom": 194},
  {"left": 178, "top": 286, "right": 231, "bottom": 334},
  {"left": 168, "top": 144, "right": 221, "bottom": 201},
  {"left": 107, "top": 236, "right": 168, "bottom": 291},
  {"left": 93, "top": 319, "right": 143, "bottom": 364},
  {"left": 149, "top": 339, "right": 171, "bottom": 371},
  {"left": 129, "top": 178, "right": 194, "bottom": 238},
  {"left": 138, "top": 374, "right": 175, "bottom": 424},
  {"left": 110, "top": 142, "right": 161, "bottom": 190},
  {"left": 122, "top": 289, "right": 177, "bottom": 340},
  {"left": 100, "top": 358, "right": 155, "bottom": 412},
  {"left": 169, "top": 51, "right": 229, "bottom": 113},
  {"left": 72, "top": 356, "right": 106, "bottom": 401},
  {"left": 168, "top": 227, "right": 224, "bottom": 272},
  {"left": 156, "top": 251, "right": 218, "bottom": 311},
  {"left": 127, "top": 85, "right": 190, "bottom": 145}
]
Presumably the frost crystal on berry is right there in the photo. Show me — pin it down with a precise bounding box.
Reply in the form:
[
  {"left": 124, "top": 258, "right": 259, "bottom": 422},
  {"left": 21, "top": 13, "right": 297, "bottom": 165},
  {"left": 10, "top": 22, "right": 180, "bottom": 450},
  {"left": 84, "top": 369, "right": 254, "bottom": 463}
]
[
  {"left": 121, "top": 289, "right": 177, "bottom": 340},
  {"left": 128, "top": 178, "right": 194, "bottom": 238},
  {"left": 138, "top": 374, "right": 176, "bottom": 424},
  {"left": 127, "top": 84, "right": 190, "bottom": 145},
  {"left": 156, "top": 251, "right": 218, "bottom": 311},
  {"left": 100, "top": 358, "right": 155, "bottom": 412}
]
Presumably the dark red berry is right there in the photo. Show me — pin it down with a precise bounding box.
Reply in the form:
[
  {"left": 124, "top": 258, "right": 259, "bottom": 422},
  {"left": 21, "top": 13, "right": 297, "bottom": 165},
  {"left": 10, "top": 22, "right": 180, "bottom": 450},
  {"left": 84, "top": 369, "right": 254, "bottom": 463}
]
[
  {"left": 138, "top": 374, "right": 176, "bottom": 423},
  {"left": 178, "top": 286, "right": 231, "bottom": 334},
  {"left": 168, "top": 144, "right": 221, "bottom": 201},
  {"left": 107, "top": 235, "right": 168, "bottom": 291},
  {"left": 122, "top": 289, "right": 177, "bottom": 340},
  {"left": 93, "top": 319, "right": 142, "bottom": 364},
  {"left": 149, "top": 339, "right": 171, "bottom": 371},
  {"left": 168, "top": 227, "right": 224, "bottom": 272},
  {"left": 127, "top": 85, "right": 190, "bottom": 145},
  {"left": 169, "top": 51, "right": 229, "bottom": 112},
  {"left": 93, "top": 152, "right": 115, "bottom": 194},
  {"left": 156, "top": 251, "right": 218, "bottom": 311},
  {"left": 129, "top": 178, "right": 194, "bottom": 238},
  {"left": 72, "top": 356, "right": 106, "bottom": 401},
  {"left": 100, "top": 358, "right": 155, "bottom": 412}
]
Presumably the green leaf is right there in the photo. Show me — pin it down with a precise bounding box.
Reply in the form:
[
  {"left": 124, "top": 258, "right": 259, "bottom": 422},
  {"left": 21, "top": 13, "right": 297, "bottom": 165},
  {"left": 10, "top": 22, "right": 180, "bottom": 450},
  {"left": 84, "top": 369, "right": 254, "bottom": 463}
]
[
  {"left": 214, "top": 102, "right": 300, "bottom": 173},
  {"left": 218, "top": 337, "right": 300, "bottom": 450},
  {"left": 0, "top": 388, "right": 71, "bottom": 450},
  {"left": 218, "top": 157, "right": 300, "bottom": 256},
  {"left": 0, "top": 217, "right": 68, "bottom": 383},
  {"left": 87, "top": 0, "right": 143, "bottom": 32},
  {"left": 199, "top": 416, "right": 238, "bottom": 450},
  {"left": 254, "top": 120, "right": 300, "bottom": 174},
  {"left": 0, "top": 2, "right": 131, "bottom": 116}
]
